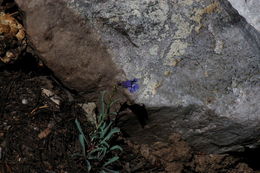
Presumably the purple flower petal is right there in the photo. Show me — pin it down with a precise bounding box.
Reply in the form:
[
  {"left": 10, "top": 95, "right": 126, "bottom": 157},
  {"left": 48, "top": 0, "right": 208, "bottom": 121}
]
[
  {"left": 119, "top": 78, "right": 139, "bottom": 93},
  {"left": 132, "top": 78, "right": 138, "bottom": 83},
  {"left": 129, "top": 83, "right": 139, "bottom": 93},
  {"left": 120, "top": 80, "right": 132, "bottom": 88}
]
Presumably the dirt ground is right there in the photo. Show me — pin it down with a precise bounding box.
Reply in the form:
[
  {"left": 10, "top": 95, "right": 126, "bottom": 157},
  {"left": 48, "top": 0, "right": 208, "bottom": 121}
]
[{"left": 0, "top": 56, "right": 167, "bottom": 173}]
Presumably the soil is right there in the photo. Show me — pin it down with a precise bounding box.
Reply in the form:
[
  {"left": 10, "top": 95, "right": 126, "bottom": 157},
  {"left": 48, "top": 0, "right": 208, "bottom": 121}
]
[
  {"left": 0, "top": 1, "right": 259, "bottom": 173},
  {"left": 0, "top": 55, "right": 165, "bottom": 173}
]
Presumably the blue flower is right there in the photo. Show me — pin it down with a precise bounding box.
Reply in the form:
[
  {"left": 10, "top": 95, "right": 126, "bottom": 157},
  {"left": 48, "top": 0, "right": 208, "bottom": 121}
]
[{"left": 119, "top": 78, "right": 139, "bottom": 93}]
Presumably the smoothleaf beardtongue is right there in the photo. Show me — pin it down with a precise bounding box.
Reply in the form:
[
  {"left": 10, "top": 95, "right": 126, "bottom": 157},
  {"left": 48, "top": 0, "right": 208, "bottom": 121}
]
[{"left": 119, "top": 78, "right": 139, "bottom": 93}]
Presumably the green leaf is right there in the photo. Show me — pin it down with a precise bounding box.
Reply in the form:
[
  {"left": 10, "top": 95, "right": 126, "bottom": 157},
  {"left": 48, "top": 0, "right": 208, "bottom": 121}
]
[
  {"left": 98, "top": 147, "right": 107, "bottom": 160},
  {"left": 86, "top": 160, "right": 92, "bottom": 172},
  {"left": 107, "top": 99, "right": 119, "bottom": 115},
  {"left": 109, "top": 145, "right": 123, "bottom": 152},
  {"left": 76, "top": 91, "right": 123, "bottom": 173},
  {"left": 71, "top": 152, "right": 83, "bottom": 158},
  {"left": 75, "top": 119, "right": 88, "bottom": 144},
  {"left": 75, "top": 119, "right": 83, "bottom": 134},
  {"left": 100, "top": 122, "right": 112, "bottom": 139},
  {"left": 110, "top": 112, "right": 118, "bottom": 115},
  {"left": 103, "top": 156, "right": 119, "bottom": 167},
  {"left": 102, "top": 168, "right": 119, "bottom": 173},
  {"left": 91, "top": 135, "right": 99, "bottom": 143},
  {"left": 88, "top": 148, "right": 104, "bottom": 159},
  {"left": 99, "top": 122, "right": 107, "bottom": 131},
  {"left": 79, "top": 134, "right": 86, "bottom": 157},
  {"left": 100, "top": 141, "right": 110, "bottom": 148},
  {"left": 101, "top": 128, "right": 120, "bottom": 143},
  {"left": 99, "top": 91, "right": 106, "bottom": 123},
  {"left": 108, "top": 99, "right": 119, "bottom": 109}
]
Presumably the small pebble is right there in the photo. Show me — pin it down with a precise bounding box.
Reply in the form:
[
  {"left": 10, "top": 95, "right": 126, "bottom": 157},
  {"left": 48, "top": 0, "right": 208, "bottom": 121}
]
[{"left": 22, "top": 98, "right": 28, "bottom": 104}]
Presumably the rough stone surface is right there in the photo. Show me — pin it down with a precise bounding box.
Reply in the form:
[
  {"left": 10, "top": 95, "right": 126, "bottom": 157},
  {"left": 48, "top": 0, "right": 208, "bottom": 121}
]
[
  {"left": 16, "top": 0, "right": 122, "bottom": 100},
  {"left": 125, "top": 134, "right": 254, "bottom": 173},
  {"left": 227, "top": 0, "right": 260, "bottom": 31},
  {"left": 122, "top": 106, "right": 260, "bottom": 153},
  {"left": 125, "top": 134, "right": 192, "bottom": 173},
  {"left": 16, "top": 0, "right": 260, "bottom": 153}
]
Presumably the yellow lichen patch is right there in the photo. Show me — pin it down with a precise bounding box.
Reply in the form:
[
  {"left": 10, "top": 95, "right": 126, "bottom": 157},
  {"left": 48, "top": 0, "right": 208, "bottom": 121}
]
[
  {"left": 164, "top": 40, "right": 187, "bottom": 66},
  {"left": 171, "top": 14, "right": 194, "bottom": 39},
  {"left": 204, "top": 71, "right": 209, "bottom": 77},
  {"left": 143, "top": 1, "right": 169, "bottom": 24},
  {"left": 178, "top": 0, "right": 200, "bottom": 6},
  {"left": 142, "top": 77, "right": 163, "bottom": 98},
  {"left": 149, "top": 45, "right": 159, "bottom": 56},
  {"left": 152, "top": 81, "right": 163, "bottom": 95},
  {"left": 164, "top": 70, "right": 172, "bottom": 76},
  {"left": 168, "top": 40, "right": 188, "bottom": 57},
  {"left": 191, "top": 1, "right": 220, "bottom": 32},
  {"left": 203, "top": 1, "right": 220, "bottom": 14},
  {"left": 166, "top": 58, "right": 182, "bottom": 67}
]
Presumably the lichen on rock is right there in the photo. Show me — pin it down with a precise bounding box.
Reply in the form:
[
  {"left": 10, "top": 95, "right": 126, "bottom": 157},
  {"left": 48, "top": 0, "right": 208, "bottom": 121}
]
[{"left": 15, "top": 0, "right": 260, "bottom": 154}]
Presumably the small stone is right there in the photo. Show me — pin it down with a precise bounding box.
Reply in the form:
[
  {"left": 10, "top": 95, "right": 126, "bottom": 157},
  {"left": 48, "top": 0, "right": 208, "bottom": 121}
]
[
  {"left": 38, "top": 127, "right": 52, "bottom": 139},
  {"left": 81, "top": 102, "right": 97, "bottom": 125},
  {"left": 41, "top": 88, "right": 61, "bottom": 105},
  {"left": 21, "top": 98, "right": 28, "bottom": 105}
]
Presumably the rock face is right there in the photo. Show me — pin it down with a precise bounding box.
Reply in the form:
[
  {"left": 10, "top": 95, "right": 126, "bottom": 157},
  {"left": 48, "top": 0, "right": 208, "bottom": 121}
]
[
  {"left": 227, "top": 0, "right": 260, "bottom": 31},
  {"left": 15, "top": 0, "right": 260, "bottom": 153}
]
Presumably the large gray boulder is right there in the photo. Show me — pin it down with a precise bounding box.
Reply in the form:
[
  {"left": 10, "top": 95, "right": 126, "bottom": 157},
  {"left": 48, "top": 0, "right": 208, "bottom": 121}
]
[
  {"left": 16, "top": 0, "right": 260, "bottom": 153},
  {"left": 228, "top": 0, "right": 260, "bottom": 31}
]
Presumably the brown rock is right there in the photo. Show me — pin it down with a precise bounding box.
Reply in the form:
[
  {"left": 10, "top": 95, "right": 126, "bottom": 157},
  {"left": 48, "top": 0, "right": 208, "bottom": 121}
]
[
  {"left": 192, "top": 154, "right": 238, "bottom": 173},
  {"left": 139, "top": 144, "right": 158, "bottom": 165},
  {"left": 152, "top": 142, "right": 191, "bottom": 162},
  {"left": 125, "top": 134, "right": 256, "bottom": 173},
  {"left": 165, "top": 162, "right": 183, "bottom": 173},
  {"left": 15, "top": 0, "right": 121, "bottom": 100},
  {"left": 228, "top": 163, "right": 254, "bottom": 173},
  {"left": 168, "top": 133, "right": 182, "bottom": 143}
]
